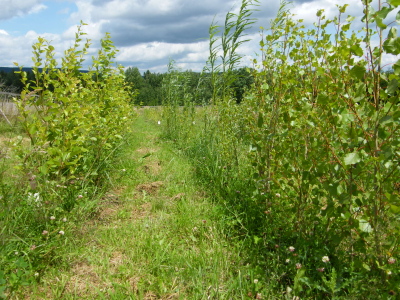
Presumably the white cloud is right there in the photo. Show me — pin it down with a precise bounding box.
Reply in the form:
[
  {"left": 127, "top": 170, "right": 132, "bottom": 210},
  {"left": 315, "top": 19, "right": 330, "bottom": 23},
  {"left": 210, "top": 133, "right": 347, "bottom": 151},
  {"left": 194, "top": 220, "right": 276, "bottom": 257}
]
[
  {"left": 291, "top": 0, "right": 363, "bottom": 24},
  {"left": 0, "top": 0, "right": 398, "bottom": 72},
  {"left": 117, "top": 41, "right": 208, "bottom": 62},
  {"left": 0, "top": 0, "right": 47, "bottom": 20}
]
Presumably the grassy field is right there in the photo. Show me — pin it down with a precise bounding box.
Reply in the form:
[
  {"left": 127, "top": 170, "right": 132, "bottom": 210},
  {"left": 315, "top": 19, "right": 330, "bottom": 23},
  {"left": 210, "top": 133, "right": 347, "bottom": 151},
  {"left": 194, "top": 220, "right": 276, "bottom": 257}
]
[{"left": 3, "top": 109, "right": 267, "bottom": 300}]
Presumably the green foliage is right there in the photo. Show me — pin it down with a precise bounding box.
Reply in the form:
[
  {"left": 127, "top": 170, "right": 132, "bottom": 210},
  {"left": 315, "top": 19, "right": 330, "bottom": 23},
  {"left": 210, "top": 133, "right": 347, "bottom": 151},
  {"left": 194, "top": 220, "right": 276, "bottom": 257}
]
[
  {"left": 125, "top": 67, "right": 164, "bottom": 106},
  {"left": 205, "top": 0, "right": 259, "bottom": 103},
  {"left": 0, "top": 69, "right": 35, "bottom": 93},
  {"left": 0, "top": 22, "right": 133, "bottom": 296},
  {"left": 15, "top": 23, "right": 132, "bottom": 186},
  {"left": 161, "top": 60, "right": 196, "bottom": 143},
  {"left": 162, "top": 0, "right": 400, "bottom": 298}
]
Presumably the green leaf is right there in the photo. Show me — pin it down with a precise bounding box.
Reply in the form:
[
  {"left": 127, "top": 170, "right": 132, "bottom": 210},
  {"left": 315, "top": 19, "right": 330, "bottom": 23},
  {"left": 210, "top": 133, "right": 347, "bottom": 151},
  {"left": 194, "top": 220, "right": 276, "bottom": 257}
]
[
  {"left": 294, "top": 268, "right": 306, "bottom": 294},
  {"left": 377, "top": 6, "right": 393, "bottom": 19},
  {"left": 257, "top": 113, "right": 263, "bottom": 128},
  {"left": 390, "top": 205, "right": 400, "bottom": 214},
  {"left": 386, "top": 78, "right": 399, "bottom": 94},
  {"left": 350, "top": 65, "right": 365, "bottom": 80},
  {"left": 363, "top": 263, "right": 371, "bottom": 271},
  {"left": 359, "top": 219, "right": 373, "bottom": 233},
  {"left": 141, "top": 153, "right": 151, "bottom": 159},
  {"left": 393, "top": 59, "right": 400, "bottom": 75},
  {"left": 344, "top": 152, "right": 361, "bottom": 165},
  {"left": 388, "top": 0, "right": 400, "bottom": 6},
  {"left": 350, "top": 44, "right": 363, "bottom": 57},
  {"left": 383, "top": 37, "right": 400, "bottom": 55},
  {"left": 342, "top": 23, "right": 351, "bottom": 32},
  {"left": 375, "top": 17, "right": 387, "bottom": 29}
]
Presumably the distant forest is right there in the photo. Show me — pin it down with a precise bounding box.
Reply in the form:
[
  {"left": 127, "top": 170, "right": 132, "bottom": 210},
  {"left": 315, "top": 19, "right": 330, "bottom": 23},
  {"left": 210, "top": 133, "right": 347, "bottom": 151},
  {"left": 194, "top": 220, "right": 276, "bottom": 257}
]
[{"left": 0, "top": 66, "right": 254, "bottom": 106}]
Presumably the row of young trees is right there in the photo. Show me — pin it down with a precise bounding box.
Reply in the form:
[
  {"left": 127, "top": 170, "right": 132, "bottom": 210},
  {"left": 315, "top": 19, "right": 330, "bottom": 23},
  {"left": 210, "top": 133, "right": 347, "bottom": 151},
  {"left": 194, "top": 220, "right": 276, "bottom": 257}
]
[
  {"left": 161, "top": 0, "right": 400, "bottom": 298},
  {"left": 0, "top": 23, "right": 133, "bottom": 296}
]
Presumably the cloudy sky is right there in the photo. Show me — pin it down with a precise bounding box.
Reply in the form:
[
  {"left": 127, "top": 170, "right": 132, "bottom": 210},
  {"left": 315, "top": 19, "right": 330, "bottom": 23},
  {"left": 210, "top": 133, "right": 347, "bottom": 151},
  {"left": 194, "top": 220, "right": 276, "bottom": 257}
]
[{"left": 0, "top": 0, "right": 398, "bottom": 74}]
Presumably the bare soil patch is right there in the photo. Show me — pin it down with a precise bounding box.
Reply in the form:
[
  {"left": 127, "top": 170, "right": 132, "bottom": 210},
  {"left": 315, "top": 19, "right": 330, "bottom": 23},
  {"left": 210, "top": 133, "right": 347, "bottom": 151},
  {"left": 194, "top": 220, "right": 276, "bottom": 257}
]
[
  {"left": 65, "top": 262, "right": 110, "bottom": 297},
  {"left": 136, "top": 147, "right": 159, "bottom": 155},
  {"left": 131, "top": 202, "right": 152, "bottom": 220},
  {"left": 142, "top": 160, "right": 162, "bottom": 176},
  {"left": 136, "top": 181, "right": 164, "bottom": 194}
]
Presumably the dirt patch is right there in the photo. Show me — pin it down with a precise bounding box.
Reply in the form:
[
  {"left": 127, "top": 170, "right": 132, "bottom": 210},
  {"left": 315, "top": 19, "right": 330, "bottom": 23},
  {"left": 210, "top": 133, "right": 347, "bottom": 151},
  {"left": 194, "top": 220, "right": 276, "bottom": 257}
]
[
  {"left": 65, "top": 261, "right": 111, "bottom": 297},
  {"left": 162, "top": 293, "right": 180, "bottom": 300},
  {"left": 131, "top": 202, "right": 152, "bottom": 220},
  {"left": 136, "top": 147, "right": 159, "bottom": 155},
  {"left": 96, "top": 188, "right": 127, "bottom": 220},
  {"left": 109, "top": 251, "right": 127, "bottom": 273},
  {"left": 100, "top": 190, "right": 123, "bottom": 204},
  {"left": 98, "top": 206, "right": 118, "bottom": 220},
  {"left": 136, "top": 181, "right": 163, "bottom": 194},
  {"left": 142, "top": 160, "right": 162, "bottom": 176},
  {"left": 171, "top": 193, "right": 185, "bottom": 201},
  {"left": 128, "top": 276, "right": 141, "bottom": 294},
  {"left": 144, "top": 291, "right": 158, "bottom": 300}
]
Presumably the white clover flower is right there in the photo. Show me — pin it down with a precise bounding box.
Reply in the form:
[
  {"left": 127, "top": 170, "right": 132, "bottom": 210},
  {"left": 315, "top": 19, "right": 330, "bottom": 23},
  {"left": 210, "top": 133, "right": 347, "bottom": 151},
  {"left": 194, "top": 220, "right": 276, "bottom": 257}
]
[
  {"left": 62, "top": 218, "right": 67, "bottom": 222},
  {"left": 288, "top": 246, "right": 295, "bottom": 252},
  {"left": 59, "top": 230, "right": 65, "bottom": 235},
  {"left": 275, "top": 193, "right": 281, "bottom": 198},
  {"left": 322, "top": 256, "right": 330, "bottom": 263},
  {"left": 27, "top": 192, "right": 42, "bottom": 207},
  {"left": 295, "top": 263, "right": 302, "bottom": 269},
  {"left": 387, "top": 270, "right": 392, "bottom": 275},
  {"left": 388, "top": 257, "right": 396, "bottom": 264},
  {"left": 50, "top": 216, "right": 56, "bottom": 220},
  {"left": 254, "top": 279, "right": 259, "bottom": 284},
  {"left": 157, "top": 121, "right": 161, "bottom": 125},
  {"left": 77, "top": 195, "right": 83, "bottom": 199},
  {"left": 285, "top": 259, "right": 290, "bottom": 263},
  {"left": 34, "top": 272, "right": 39, "bottom": 277}
]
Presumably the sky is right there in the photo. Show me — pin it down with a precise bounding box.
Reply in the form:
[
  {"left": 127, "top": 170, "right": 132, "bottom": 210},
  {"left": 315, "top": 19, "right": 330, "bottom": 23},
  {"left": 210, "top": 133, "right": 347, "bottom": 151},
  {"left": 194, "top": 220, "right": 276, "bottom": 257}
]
[{"left": 0, "top": 0, "right": 398, "bottom": 74}]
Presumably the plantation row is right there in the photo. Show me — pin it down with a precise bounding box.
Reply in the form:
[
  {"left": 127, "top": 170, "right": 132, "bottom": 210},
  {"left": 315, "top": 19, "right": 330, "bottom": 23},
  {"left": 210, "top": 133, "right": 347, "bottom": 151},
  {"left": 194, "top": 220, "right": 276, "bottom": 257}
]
[
  {"left": 161, "top": 0, "right": 400, "bottom": 298},
  {"left": 0, "top": 23, "right": 133, "bottom": 297}
]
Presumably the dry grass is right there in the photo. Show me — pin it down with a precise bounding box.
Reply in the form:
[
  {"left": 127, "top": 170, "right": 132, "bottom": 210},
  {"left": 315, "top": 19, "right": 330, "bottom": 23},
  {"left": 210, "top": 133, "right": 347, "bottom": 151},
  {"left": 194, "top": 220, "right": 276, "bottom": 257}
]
[{"left": 136, "top": 181, "right": 164, "bottom": 195}]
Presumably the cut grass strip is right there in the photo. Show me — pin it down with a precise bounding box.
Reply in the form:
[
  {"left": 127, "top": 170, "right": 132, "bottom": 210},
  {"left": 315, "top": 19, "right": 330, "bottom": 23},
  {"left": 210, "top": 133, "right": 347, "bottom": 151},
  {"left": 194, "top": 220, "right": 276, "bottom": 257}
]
[{"left": 21, "top": 109, "right": 269, "bottom": 300}]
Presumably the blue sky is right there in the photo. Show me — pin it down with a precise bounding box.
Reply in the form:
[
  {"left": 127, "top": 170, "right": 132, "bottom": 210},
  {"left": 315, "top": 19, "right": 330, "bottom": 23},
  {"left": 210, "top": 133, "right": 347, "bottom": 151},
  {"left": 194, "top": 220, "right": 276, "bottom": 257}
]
[
  {"left": 0, "top": 1, "right": 77, "bottom": 35},
  {"left": 0, "top": 0, "right": 398, "bottom": 73}
]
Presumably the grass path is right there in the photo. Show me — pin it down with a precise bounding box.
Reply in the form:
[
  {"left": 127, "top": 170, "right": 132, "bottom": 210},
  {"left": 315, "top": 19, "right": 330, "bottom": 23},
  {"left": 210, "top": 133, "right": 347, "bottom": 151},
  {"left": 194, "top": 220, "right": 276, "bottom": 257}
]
[{"left": 25, "top": 110, "right": 253, "bottom": 299}]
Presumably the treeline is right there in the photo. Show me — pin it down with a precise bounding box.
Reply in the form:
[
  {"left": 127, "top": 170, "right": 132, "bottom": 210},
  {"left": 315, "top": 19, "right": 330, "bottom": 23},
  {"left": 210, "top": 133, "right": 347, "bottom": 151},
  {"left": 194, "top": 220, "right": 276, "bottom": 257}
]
[
  {"left": 0, "top": 66, "right": 254, "bottom": 105},
  {"left": 0, "top": 69, "right": 35, "bottom": 92},
  {"left": 125, "top": 66, "right": 254, "bottom": 106}
]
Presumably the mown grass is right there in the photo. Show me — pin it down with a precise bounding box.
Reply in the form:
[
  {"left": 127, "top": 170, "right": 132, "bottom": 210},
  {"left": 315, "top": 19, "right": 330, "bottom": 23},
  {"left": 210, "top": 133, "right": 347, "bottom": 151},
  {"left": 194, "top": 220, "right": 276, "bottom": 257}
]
[{"left": 16, "top": 109, "right": 272, "bottom": 299}]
